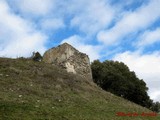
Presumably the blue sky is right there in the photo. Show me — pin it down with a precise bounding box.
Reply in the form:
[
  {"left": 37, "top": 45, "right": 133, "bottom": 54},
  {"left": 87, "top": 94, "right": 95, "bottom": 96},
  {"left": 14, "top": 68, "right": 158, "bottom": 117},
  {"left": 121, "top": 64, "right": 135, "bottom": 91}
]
[{"left": 0, "top": 0, "right": 160, "bottom": 101}]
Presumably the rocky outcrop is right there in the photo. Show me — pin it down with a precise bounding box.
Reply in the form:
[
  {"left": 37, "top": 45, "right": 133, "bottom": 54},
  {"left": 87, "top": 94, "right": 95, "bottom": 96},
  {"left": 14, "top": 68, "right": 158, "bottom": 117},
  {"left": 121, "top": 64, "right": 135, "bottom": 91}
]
[{"left": 43, "top": 43, "right": 92, "bottom": 80}]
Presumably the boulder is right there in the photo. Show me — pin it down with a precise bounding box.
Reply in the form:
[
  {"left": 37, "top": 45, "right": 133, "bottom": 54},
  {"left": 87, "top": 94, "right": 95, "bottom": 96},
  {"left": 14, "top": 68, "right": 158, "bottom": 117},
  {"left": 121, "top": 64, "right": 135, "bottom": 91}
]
[{"left": 43, "top": 43, "right": 92, "bottom": 80}]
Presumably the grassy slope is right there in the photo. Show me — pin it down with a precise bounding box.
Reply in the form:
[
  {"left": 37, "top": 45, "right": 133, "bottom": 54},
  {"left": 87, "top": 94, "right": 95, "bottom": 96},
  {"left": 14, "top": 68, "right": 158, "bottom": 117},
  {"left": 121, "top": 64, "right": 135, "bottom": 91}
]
[{"left": 0, "top": 58, "right": 159, "bottom": 120}]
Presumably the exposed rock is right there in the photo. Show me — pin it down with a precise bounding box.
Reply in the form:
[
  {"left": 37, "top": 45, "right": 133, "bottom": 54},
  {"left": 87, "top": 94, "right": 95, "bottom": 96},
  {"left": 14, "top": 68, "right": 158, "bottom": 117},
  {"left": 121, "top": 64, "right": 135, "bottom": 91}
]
[{"left": 43, "top": 43, "right": 92, "bottom": 80}]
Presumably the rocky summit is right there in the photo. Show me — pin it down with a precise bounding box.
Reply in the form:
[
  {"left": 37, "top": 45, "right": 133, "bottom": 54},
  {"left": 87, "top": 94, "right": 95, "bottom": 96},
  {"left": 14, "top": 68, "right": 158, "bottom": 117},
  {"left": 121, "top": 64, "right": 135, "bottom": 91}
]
[{"left": 43, "top": 43, "right": 92, "bottom": 80}]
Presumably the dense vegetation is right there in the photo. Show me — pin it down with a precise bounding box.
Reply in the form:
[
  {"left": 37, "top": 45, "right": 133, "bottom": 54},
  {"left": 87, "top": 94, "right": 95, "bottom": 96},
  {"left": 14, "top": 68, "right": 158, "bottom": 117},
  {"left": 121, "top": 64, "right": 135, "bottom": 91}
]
[
  {"left": 91, "top": 60, "right": 160, "bottom": 112},
  {"left": 0, "top": 58, "right": 159, "bottom": 120}
]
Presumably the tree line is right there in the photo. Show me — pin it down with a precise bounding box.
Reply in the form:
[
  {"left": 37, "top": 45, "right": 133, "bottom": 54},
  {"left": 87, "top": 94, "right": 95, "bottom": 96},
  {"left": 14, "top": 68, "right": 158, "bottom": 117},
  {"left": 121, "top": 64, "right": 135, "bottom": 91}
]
[{"left": 91, "top": 60, "right": 160, "bottom": 112}]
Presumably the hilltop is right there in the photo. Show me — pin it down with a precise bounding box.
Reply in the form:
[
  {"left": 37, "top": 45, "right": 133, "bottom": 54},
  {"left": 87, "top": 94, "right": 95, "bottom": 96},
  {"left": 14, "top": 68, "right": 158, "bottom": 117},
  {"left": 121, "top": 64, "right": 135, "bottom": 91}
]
[{"left": 0, "top": 57, "right": 159, "bottom": 120}]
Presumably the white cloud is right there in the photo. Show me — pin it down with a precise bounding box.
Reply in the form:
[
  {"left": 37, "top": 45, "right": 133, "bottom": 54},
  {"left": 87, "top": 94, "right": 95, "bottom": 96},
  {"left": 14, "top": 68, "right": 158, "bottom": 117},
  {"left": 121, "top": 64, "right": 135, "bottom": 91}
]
[
  {"left": 9, "top": 0, "right": 54, "bottom": 16},
  {"left": 61, "top": 35, "right": 102, "bottom": 61},
  {"left": 151, "top": 91, "right": 160, "bottom": 101},
  {"left": 97, "top": 0, "right": 160, "bottom": 45},
  {"left": 7, "top": 0, "right": 116, "bottom": 36},
  {"left": 40, "top": 18, "right": 65, "bottom": 31},
  {"left": 136, "top": 28, "right": 160, "bottom": 47},
  {"left": 0, "top": 0, "right": 47, "bottom": 58},
  {"left": 114, "top": 51, "right": 160, "bottom": 101},
  {"left": 69, "top": 0, "right": 115, "bottom": 35}
]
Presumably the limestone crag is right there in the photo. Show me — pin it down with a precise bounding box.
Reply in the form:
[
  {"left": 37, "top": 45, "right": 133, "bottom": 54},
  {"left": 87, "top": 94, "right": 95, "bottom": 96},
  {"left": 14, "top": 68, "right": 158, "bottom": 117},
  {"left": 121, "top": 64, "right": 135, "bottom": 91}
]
[{"left": 43, "top": 43, "right": 92, "bottom": 80}]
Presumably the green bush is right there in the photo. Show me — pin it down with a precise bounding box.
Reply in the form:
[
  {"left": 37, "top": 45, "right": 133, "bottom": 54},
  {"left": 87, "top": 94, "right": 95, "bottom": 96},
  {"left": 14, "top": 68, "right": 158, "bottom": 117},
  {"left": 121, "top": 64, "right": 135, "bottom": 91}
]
[{"left": 32, "top": 52, "right": 42, "bottom": 62}]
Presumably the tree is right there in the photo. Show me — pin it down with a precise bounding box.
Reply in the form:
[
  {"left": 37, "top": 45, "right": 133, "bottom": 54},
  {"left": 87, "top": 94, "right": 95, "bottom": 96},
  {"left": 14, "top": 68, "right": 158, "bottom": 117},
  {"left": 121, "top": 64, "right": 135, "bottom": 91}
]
[
  {"left": 151, "top": 102, "right": 160, "bottom": 113},
  {"left": 91, "top": 60, "right": 151, "bottom": 108}
]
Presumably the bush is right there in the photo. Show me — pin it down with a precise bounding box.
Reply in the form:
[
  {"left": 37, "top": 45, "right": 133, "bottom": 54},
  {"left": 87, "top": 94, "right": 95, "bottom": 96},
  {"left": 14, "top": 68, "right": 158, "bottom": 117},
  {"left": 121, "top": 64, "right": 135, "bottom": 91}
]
[{"left": 32, "top": 52, "right": 42, "bottom": 62}]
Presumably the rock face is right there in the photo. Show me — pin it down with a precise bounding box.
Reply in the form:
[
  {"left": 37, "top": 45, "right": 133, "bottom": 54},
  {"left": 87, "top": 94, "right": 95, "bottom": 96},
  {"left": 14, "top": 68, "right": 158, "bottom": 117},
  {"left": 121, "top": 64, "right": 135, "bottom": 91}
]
[{"left": 43, "top": 43, "right": 92, "bottom": 80}]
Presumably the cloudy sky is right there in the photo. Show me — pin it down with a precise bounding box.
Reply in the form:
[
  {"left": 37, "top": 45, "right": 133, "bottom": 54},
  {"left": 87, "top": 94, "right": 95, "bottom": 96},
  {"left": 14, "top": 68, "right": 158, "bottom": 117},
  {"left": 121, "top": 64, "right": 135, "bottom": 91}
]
[{"left": 0, "top": 0, "right": 160, "bottom": 102}]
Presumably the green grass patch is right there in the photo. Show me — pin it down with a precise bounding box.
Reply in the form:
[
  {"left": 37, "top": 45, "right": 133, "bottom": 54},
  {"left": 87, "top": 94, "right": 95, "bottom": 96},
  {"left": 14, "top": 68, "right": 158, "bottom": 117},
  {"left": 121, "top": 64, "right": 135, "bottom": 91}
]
[{"left": 0, "top": 58, "right": 159, "bottom": 120}]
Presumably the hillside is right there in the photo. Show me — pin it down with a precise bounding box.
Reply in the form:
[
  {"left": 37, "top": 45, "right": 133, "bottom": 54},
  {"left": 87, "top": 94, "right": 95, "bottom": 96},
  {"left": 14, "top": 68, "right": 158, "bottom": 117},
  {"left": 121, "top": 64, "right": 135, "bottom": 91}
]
[{"left": 0, "top": 58, "right": 159, "bottom": 120}]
